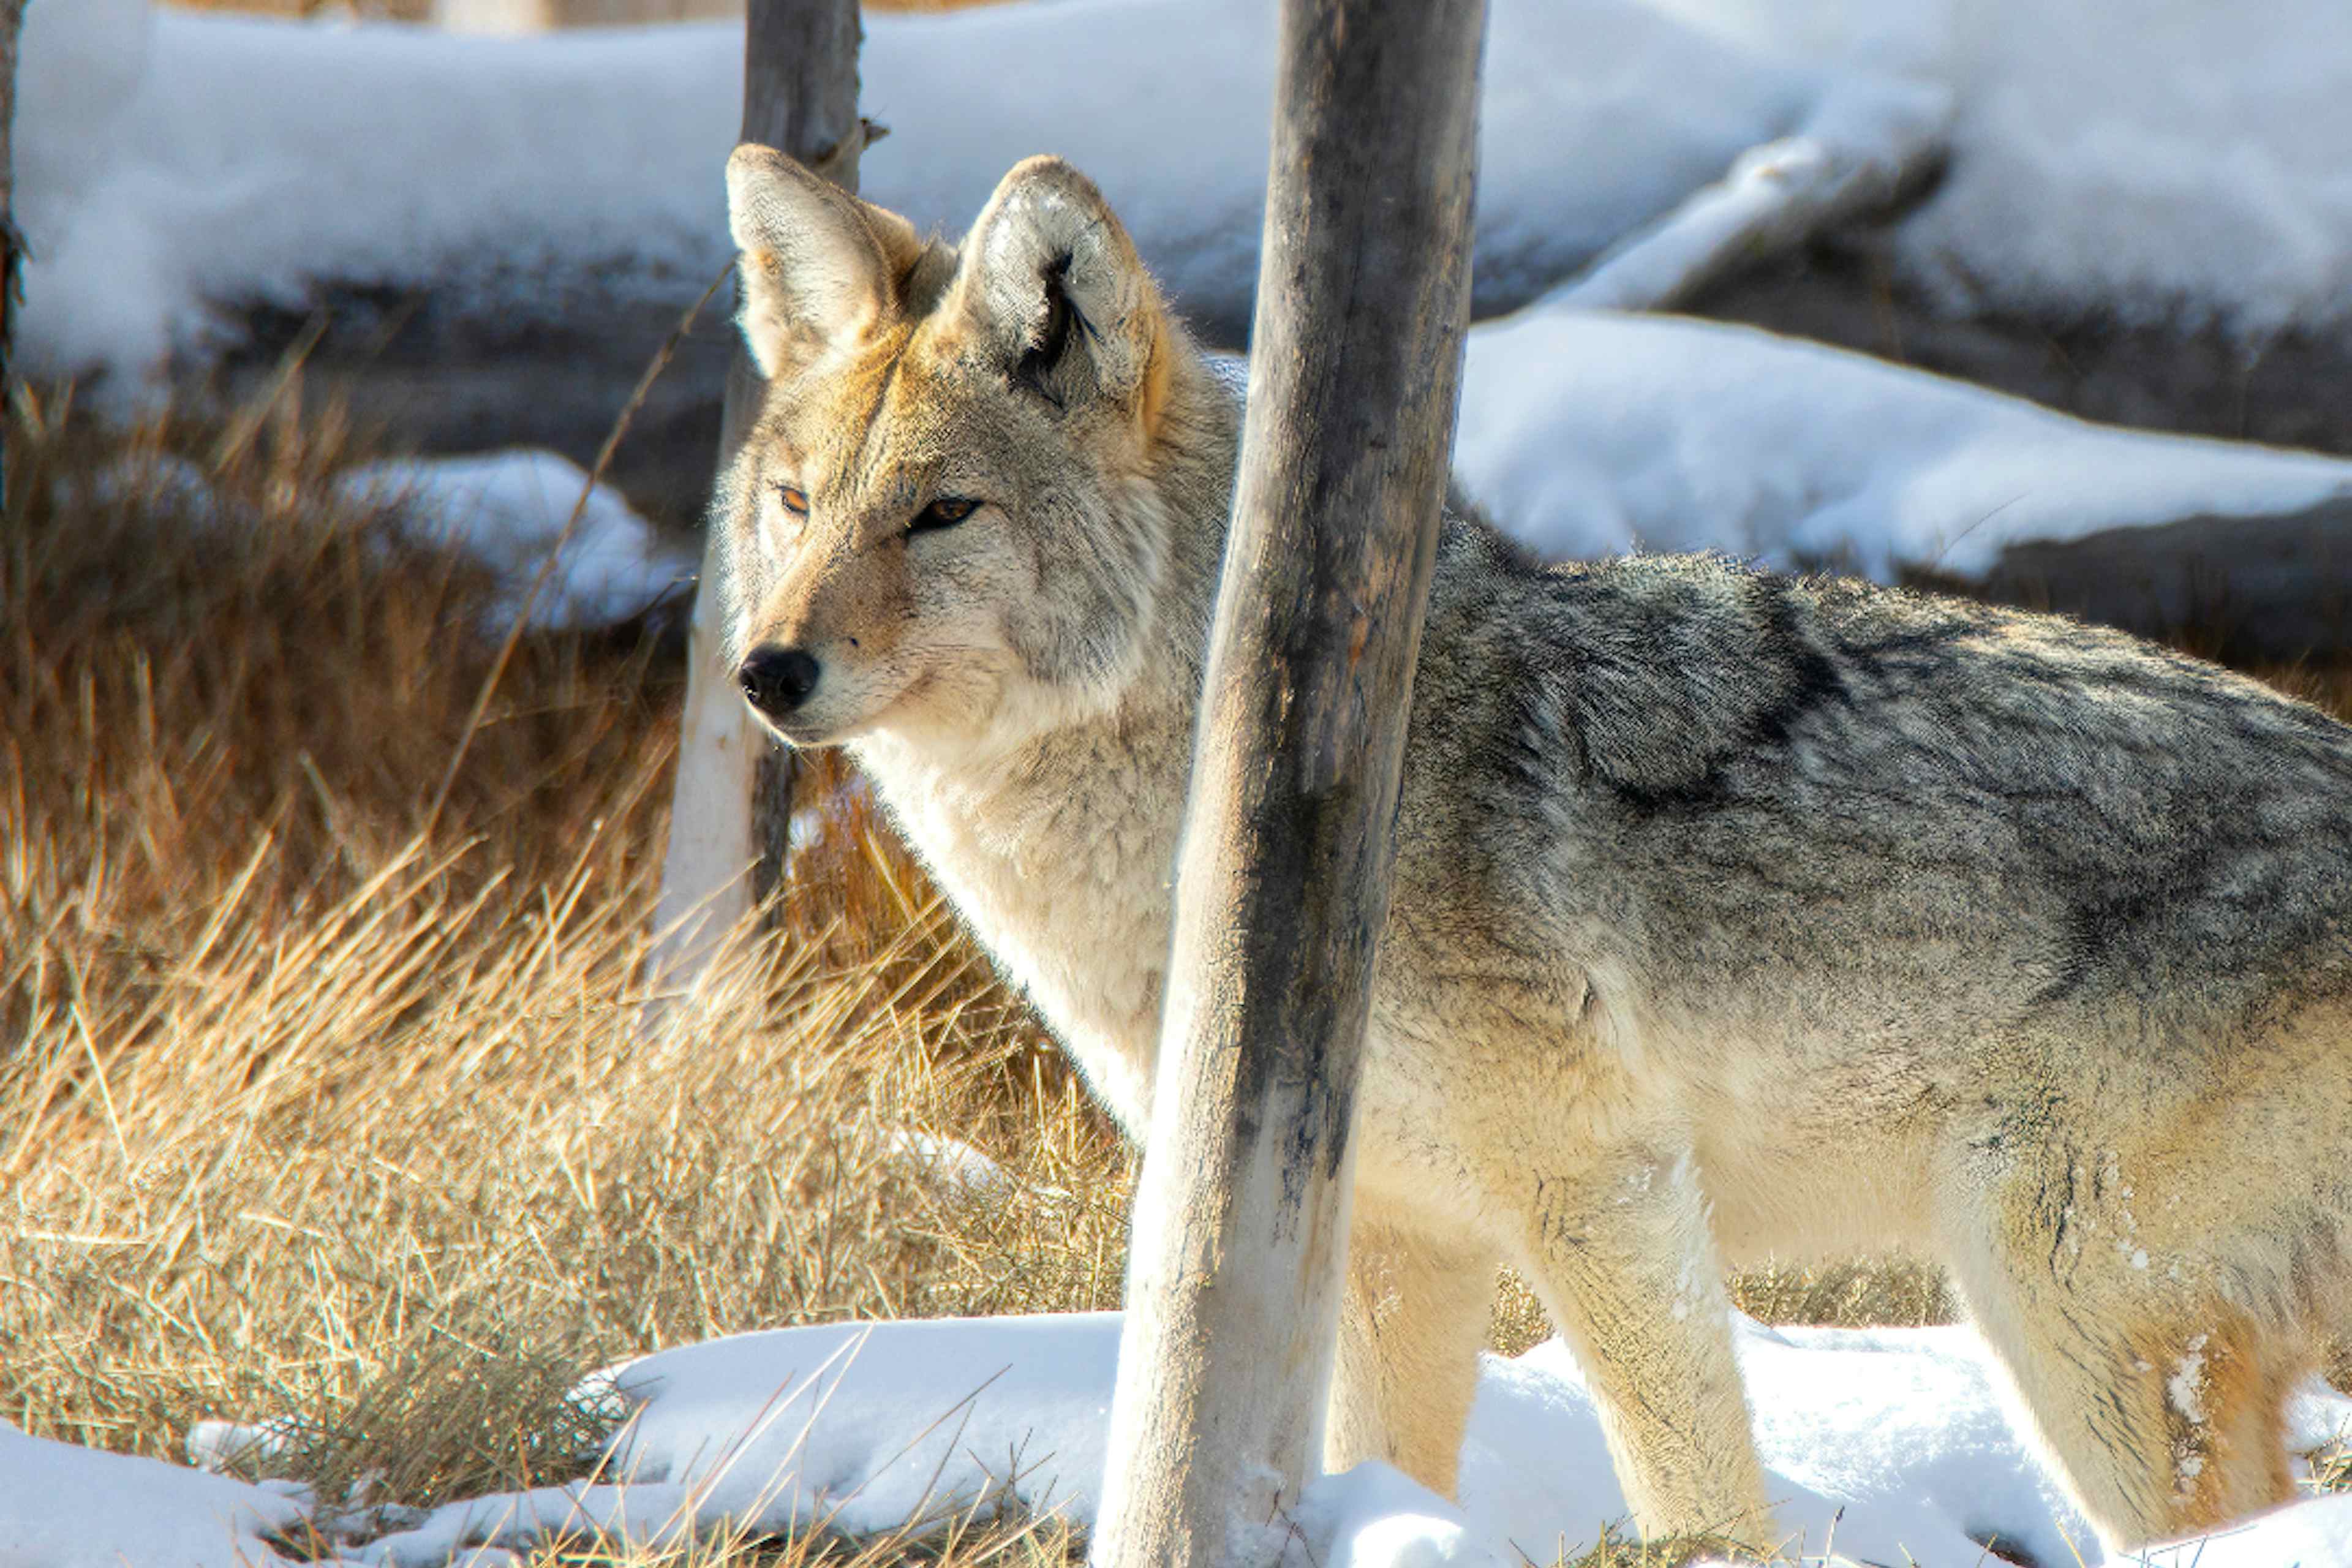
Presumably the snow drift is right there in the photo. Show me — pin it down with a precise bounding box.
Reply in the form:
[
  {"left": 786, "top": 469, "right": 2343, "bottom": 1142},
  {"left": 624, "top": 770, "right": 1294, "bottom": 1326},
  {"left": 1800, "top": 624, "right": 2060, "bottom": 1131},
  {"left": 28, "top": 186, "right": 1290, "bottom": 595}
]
[{"left": 15, "top": 1311, "right": 2343, "bottom": 1567}]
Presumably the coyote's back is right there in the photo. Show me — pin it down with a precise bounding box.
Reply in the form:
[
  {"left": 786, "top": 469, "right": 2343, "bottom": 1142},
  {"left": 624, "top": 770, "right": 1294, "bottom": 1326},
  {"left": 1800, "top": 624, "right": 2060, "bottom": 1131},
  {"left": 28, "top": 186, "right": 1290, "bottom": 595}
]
[{"left": 712, "top": 144, "right": 2352, "bottom": 1555}]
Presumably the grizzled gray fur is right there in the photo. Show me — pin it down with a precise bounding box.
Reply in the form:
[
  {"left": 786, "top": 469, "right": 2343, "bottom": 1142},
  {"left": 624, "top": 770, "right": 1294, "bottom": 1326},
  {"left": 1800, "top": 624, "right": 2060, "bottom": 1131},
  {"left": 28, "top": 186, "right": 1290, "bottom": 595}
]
[{"left": 717, "top": 143, "right": 2352, "bottom": 1553}]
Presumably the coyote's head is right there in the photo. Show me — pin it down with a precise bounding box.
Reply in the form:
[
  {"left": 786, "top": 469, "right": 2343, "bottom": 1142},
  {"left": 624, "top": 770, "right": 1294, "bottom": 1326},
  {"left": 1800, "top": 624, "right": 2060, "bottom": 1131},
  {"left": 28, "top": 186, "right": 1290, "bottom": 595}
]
[{"left": 718, "top": 147, "right": 1196, "bottom": 752}]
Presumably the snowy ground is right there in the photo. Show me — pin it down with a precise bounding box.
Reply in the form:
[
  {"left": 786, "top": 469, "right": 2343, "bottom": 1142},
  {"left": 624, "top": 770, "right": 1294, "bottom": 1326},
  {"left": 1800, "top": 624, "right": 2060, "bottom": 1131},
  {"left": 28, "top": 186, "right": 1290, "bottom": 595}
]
[
  {"left": 55, "top": 444, "right": 693, "bottom": 635},
  {"left": 9, "top": 1310, "right": 2348, "bottom": 1567},
  {"left": 21, "top": 0, "right": 2352, "bottom": 637},
  {"left": 18, "top": 0, "right": 2352, "bottom": 384}
]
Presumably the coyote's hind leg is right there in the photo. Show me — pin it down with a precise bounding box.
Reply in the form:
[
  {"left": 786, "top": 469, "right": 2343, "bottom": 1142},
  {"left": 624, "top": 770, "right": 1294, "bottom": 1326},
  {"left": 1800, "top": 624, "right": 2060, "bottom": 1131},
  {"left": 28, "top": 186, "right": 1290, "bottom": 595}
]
[
  {"left": 1325, "top": 1204, "right": 1498, "bottom": 1497},
  {"left": 1946, "top": 1178, "right": 2303, "bottom": 1549}
]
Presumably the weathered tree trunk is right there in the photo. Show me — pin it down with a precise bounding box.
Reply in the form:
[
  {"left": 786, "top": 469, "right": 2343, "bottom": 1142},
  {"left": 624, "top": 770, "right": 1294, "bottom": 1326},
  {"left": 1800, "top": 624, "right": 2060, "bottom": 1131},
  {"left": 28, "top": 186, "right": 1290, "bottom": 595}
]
[
  {"left": 651, "top": 0, "right": 864, "bottom": 990},
  {"left": 1090, "top": 2, "right": 1487, "bottom": 1566}
]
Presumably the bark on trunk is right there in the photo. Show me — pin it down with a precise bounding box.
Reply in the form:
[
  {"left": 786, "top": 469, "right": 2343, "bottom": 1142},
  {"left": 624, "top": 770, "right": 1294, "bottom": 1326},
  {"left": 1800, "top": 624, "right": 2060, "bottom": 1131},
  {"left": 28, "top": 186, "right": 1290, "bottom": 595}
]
[
  {"left": 1090, "top": 2, "right": 1488, "bottom": 1565},
  {"left": 650, "top": 0, "right": 864, "bottom": 988}
]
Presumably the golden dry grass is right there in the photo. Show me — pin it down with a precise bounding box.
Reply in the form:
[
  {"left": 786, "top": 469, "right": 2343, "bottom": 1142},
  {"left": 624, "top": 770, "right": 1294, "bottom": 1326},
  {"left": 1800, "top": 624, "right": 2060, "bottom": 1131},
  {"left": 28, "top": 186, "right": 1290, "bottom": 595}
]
[
  {"left": 8, "top": 385, "right": 2348, "bottom": 1563},
  {"left": 1, "top": 387, "right": 1124, "bottom": 1560}
]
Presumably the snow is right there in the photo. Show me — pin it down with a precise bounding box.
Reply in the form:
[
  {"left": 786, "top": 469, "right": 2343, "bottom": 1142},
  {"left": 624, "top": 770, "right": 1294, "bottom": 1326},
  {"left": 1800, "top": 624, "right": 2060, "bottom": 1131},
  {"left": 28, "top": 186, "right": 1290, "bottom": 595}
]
[
  {"left": 2126, "top": 1496, "right": 2352, "bottom": 1568},
  {"left": 337, "top": 450, "right": 692, "bottom": 632},
  {"left": 1458, "top": 1319, "right": 2110, "bottom": 1566},
  {"left": 353, "top": 1316, "right": 1120, "bottom": 1562},
  {"left": 1294, "top": 1465, "right": 1497, "bottom": 1568},
  {"left": 1542, "top": 71, "right": 1950, "bottom": 314},
  {"left": 883, "top": 1128, "right": 1014, "bottom": 1199},
  {"left": 23, "top": 0, "right": 2352, "bottom": 625},
  {"left": 50, "top": 449, "right": 239, "bottom": 532},
  {"left": 0, "top": 1417, "right": 308, "bottom": 1568},
  {"left": 314, "top": 1313, "right": 2352, "bottom": 1567},
  {"left": 1659, "top": 0, "right": 2352, "bottom": 333},
  {"left": 4, "top": 0, "right": 1890, "bottom": 383},
  {"left": 24, "top": 0, "right": 2352, "bottom": 619},
  {"left": 9, "top": 1310, "right": 2350, "bottom": 1564},
  {"left": 1453, "top": 309, "right": 2352, "bottom": 580},
  {"left": 19, "top": 0, "right": 2352, "bottom": 390},
  {"left": 186, "top": 1417, "right": 295, "bottom": 1476},
  {"left": 16, "top": 3, "right": 734, "bottom": 385},
  {"left": 45, "top": 444, "right": 685, "bottom": 638}
]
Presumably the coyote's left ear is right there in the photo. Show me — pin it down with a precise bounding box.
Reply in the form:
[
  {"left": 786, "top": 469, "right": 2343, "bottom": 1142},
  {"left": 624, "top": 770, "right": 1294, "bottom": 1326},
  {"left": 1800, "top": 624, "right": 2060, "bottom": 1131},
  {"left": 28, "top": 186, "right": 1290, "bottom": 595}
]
[{"left": 952, "top": 157, "right": 1163, "bottom": 417}]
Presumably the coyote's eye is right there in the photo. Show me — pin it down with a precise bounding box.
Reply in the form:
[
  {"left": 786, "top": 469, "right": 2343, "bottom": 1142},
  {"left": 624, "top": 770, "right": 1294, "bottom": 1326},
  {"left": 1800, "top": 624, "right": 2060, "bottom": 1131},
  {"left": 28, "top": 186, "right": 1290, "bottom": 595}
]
[
  {"left": 908, "top": 497, "right": 979, "bottom": 536},
  {"left": 776, "top": 484, "right": 809, "bottom": 516}
]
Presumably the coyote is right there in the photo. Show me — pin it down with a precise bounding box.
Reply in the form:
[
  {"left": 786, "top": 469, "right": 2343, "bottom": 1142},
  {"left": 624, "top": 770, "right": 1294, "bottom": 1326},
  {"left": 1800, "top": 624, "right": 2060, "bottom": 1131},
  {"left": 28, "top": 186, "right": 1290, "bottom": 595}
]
[{"left": 714, "top": 144, "right": 2352, "bottom": 1553}]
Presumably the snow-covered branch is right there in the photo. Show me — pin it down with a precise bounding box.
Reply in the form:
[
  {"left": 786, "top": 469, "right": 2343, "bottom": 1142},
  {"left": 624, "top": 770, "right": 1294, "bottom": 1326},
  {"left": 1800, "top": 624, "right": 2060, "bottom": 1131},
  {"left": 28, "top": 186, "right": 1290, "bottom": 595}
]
[{"left": 1547, "top": 76, "right": 1951, "bottom": 313}]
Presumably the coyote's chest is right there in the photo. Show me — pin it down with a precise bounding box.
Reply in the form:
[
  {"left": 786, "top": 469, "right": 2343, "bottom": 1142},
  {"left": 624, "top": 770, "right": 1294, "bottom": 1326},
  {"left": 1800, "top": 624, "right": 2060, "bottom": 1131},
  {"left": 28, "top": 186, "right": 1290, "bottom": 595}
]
[{"left": 851, "top": 723, "right": 1189, "bottom": 1134}]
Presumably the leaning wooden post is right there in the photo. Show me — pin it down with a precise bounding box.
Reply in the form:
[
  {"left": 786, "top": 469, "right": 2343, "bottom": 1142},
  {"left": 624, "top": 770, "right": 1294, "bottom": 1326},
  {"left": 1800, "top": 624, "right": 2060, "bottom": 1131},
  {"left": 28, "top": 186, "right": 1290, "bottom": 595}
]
[
  {"left": 651, "top": 0, "right": 865, "bottom": 988},
  {"left": 1091, "top": 2, "right": 1487, "bottom": 1565}
]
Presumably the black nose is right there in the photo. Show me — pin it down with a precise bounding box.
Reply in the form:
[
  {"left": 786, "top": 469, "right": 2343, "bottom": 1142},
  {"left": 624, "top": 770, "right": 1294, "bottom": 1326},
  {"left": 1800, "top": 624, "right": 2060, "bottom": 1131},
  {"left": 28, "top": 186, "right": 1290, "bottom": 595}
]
[{"left": 737, "top": 646, "right": 821, "bottom": 718}]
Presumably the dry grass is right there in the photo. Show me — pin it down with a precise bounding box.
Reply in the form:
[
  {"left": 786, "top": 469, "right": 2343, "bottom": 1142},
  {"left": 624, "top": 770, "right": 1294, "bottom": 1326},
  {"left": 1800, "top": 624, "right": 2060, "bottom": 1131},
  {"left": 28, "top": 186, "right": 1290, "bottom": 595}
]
[
  {"left": 2312, "top": 1439, "right": 2352, "bottom": 1501},
  {"left": 1, "top": 388, "right": 1125, "bottom": 1560},
  {"left": 8, "top": 386, "right": 2348, "bottom": 1562}
]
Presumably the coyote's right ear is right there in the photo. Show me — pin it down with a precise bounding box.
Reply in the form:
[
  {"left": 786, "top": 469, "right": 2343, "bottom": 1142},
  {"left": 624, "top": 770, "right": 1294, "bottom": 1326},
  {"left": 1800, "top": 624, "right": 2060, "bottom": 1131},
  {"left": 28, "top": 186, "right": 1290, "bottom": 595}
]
[{"left": 726, "top": 144, "right": 925, "bottom": 379}]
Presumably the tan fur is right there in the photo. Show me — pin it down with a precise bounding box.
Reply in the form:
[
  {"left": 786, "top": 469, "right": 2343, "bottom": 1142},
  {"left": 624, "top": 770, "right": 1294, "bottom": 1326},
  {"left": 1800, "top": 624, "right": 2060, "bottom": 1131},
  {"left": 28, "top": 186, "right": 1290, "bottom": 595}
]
[{"left": 711, "top": 146, "right": 2352, "bottom": 1555}]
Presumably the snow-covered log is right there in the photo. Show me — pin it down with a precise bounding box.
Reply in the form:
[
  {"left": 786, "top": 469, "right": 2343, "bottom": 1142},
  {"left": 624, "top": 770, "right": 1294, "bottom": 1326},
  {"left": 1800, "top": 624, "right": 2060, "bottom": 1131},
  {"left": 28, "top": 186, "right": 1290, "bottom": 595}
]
[
  {"left": 10, "top": 0, "right": 1925, "bottom": 383},
  {"left": 1547, "top": 74, "right": 1948, "bottom": 313},
  {"left": 1449, "top": 309, "right": 2352, "bottom": 659}
]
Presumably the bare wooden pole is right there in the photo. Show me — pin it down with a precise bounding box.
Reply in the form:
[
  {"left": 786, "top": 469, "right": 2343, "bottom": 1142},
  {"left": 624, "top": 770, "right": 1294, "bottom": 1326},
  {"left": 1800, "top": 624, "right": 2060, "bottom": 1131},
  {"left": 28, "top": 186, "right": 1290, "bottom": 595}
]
[
  {"left": 1091, "top": 2, "right": 1487, "bottom": 1565},
  {"left": 652, "top": 0, "right": 865, "bottom": 987}
]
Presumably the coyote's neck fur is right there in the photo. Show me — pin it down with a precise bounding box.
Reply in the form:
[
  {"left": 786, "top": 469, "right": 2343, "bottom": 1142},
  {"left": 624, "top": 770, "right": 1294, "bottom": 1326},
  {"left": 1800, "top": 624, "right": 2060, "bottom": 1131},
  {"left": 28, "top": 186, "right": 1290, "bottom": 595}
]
[{"left": 847, "top": 353, "right": 1242, "bottom": 1131}]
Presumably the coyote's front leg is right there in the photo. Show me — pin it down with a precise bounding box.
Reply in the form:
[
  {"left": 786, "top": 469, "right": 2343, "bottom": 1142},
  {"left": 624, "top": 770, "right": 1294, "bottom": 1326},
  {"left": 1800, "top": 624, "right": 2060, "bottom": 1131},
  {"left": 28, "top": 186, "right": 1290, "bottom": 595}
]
[
  {"left": 1324, "top": 1203, "right": 1498, "bottom": 1496},
  {"left": 1517, "top": 1143, "right": 1773, "bottom": 1548}
]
